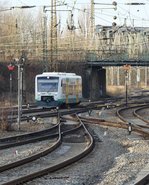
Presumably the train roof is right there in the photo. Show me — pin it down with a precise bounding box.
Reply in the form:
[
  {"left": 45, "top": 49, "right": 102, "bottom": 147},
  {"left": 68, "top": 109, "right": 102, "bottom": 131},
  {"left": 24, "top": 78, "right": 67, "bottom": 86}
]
[
  {"left": 36, "top": 72, "right": 81, "bottom": 77},
  {"left": 42, "top": 72, "right": 76, "bottom": 76}
]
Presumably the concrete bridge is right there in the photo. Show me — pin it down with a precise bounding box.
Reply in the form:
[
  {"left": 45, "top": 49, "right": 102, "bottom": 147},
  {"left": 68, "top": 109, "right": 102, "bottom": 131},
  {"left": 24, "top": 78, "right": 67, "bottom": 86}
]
[
  {"left": 83, "top": 59, "right": 149, "bottom": 100},
  {"left": 87, "top": 60, "right": 149, "bottom": 67}
]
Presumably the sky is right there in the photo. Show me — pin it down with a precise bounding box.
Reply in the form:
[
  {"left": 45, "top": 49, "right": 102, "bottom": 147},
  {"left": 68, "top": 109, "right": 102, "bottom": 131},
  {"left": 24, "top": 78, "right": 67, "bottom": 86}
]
[{"left": 1, "top": 0, "right": 149, "bottom": 27}]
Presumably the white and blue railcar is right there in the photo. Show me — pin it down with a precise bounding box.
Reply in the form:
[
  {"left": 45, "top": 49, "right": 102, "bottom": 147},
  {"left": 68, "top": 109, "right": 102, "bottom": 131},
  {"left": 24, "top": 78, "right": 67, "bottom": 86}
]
[{"left": 35, "top": 72, "right": 82, "bottom": 107}]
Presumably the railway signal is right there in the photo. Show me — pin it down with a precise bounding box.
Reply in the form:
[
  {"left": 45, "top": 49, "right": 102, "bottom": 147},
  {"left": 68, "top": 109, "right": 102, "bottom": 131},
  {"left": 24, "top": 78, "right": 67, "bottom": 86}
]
[
  {"left": 123, "top": 64, "right": 131, "bottom": 107},
  {"left": 7, "top": 63, "right": 15, "bottom": 71},
  {"left": 7, "top": 63, "right": 15, "bottom": 106},
  {"left": 14, "top": 56, "right": 25, "bottom": 130}
]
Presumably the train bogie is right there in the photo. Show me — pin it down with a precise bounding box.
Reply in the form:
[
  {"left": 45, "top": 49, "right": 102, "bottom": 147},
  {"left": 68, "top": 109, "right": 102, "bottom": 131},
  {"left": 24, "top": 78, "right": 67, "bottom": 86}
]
[{"left": 35, "top": 72, "right": 82, "bottom": 108}]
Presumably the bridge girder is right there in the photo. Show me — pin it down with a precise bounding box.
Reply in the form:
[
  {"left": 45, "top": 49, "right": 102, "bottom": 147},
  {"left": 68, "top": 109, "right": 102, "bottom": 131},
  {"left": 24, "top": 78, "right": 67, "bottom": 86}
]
[{"left": 87, "top": 60, "right": 149, "bottom": 67}]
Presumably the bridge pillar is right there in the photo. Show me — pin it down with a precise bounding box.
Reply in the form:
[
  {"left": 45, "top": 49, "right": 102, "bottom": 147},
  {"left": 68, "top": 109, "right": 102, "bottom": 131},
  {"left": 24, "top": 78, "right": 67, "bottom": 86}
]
[{"left": 83, "top": 67, "right": 106, "bottom": 100}]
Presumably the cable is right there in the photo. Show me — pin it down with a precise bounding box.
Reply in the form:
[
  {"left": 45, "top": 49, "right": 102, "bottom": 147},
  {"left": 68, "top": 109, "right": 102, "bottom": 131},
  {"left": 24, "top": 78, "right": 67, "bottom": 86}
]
[{"left": 116, "top": 5, "right": 148, "bottom": 27}]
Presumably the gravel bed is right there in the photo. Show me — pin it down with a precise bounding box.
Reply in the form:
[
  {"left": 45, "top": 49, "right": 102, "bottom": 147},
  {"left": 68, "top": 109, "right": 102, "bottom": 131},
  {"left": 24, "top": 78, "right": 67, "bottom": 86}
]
[
  {"left": 0, "top": 117, "right": 55, "bottom": 138},
  {"left": 0, "top": 143, "right": 86, "bottom": 184},
  {"left": 24, "top": 124, "right": 149, "bottom": 185},
  {"left": 0, "top": 139, "right": 55, "bottom": 166},
  {"left": 0, "top": 110, "right": 149, "bottom": 184}
]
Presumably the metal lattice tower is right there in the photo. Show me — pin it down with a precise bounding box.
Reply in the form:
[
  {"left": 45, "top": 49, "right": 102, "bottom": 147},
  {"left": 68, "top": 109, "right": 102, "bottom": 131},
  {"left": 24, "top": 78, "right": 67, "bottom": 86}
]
[
  {"left": 43, "top": 7, "right": 48, "bottom": 72},
  {"left": 90, "top": 0, "right": 95, "bottom": 39},
  {"left": 50, "top": 0, "right": 58, "bottom": 71}
]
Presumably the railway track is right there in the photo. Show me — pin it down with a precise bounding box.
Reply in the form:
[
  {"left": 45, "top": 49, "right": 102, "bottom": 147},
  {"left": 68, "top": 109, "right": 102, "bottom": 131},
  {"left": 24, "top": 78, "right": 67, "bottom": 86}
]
[
  {"left": 78, "top": 116, "right": 149, "bottom": 185},
  {"left": 1, "top": 100, "right": 149, "bottom": 184},
  {"left": 59, "top": 104, "right": 149, "bottom": 185},
  {"left": 0, "top": 123, "right": 58, "bottom": 149},
  {"left": 1, "top": 99, "right": 120, "bottom": 125},
  {"left": 0, "top": 121, "right": 80, "bottom": 150},
  {"left": 116, "top": 104, "right": 149, "bottom": 134},
  {"left": 116, "top": 105, "right": 149, "bottom": 185},
  {"left": 134, "top": 105, "right": 149, "bottom": 124},
  {"left": 0, "top": 114, "right": 94, "bottom": 185}
]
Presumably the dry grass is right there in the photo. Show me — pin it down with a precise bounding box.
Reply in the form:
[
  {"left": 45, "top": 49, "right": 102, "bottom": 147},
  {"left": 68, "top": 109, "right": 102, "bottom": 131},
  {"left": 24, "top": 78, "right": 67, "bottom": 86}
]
[
  {"left": 0, "top": 109, "right": 12, "bottom": 131},
  {"left": 106, "top": 85, "right": 125, "bottom": 96}
]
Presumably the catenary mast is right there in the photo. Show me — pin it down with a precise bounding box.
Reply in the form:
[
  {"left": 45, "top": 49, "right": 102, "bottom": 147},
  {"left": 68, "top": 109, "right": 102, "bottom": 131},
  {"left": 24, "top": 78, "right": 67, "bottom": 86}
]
[
  {"left": 50, "top": 0, "right": 58, "bottom": 71},
  {"left": 90, "top": 0, "right": 95, "bottom": 39}
]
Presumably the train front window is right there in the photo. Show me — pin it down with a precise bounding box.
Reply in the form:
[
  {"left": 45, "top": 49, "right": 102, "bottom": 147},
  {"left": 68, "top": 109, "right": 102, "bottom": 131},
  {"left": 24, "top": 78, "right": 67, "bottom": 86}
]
[{"left": 37, "top": 77, "right": 59, "bottom": 92}]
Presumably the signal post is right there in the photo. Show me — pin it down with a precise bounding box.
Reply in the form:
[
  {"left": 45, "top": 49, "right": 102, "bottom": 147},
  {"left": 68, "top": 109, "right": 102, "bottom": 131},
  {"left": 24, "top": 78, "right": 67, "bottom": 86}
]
[{"left": 123, "top": 64, "right": 131, "bottom": 107}]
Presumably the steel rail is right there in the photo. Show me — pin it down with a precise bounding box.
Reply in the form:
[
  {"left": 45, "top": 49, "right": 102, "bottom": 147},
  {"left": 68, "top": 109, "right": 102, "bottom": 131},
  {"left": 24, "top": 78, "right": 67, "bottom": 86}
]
[
  {"left": 116, "top": 104, "right": 147, "bottom": 124},
  {"left": 0, "top": 123, "right": 81, "bottom": 150},
  {"left": 134, "top": 105, "right": 149, "bottom": 124},
  {"left": 110, "top": 105, "right": 149, "bottom": 184},
  {"left": 0, "top": 134, "right": 61, "bottom": 173},
  {"left": 79, "top": 116, "right": 149, "bottom": 137},
  {"left": 116, "top": 105, "right": 149, "bottom": 130},
  {"left": 134, "top": 175, "right": 149, "bottom": 185},
  {"left": 0, "top": 113, "right": 61, "bottom": 173},
  {"left": 0, "top": 114, "right": 83, "bottom": 172},
  {"left": 0, "top": 114, "right": 94, "bottom": 185},
  {"left": 0, "top": 107, "right": 88, "bottom": 149},
  {"left": 0, "top": 123, "right": 59, "bottom": 149},
  {"left": 0, "top": 122, "right": 58, "bottom": 143},
  {"left": 0, "top": 106, "right": 87, "bottom": 141},
  {"left": 78, "top": 112, "right": 149, "bottom": 185},
  {"left": 0, "top": 105, "right": 97, "bottom": 149}
]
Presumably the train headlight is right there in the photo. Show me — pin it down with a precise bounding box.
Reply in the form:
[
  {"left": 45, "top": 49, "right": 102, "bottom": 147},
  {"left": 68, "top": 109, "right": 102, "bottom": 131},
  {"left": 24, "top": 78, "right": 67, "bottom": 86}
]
[{"left": 32, "top": 116, "right": 37, "bottom": 122}]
